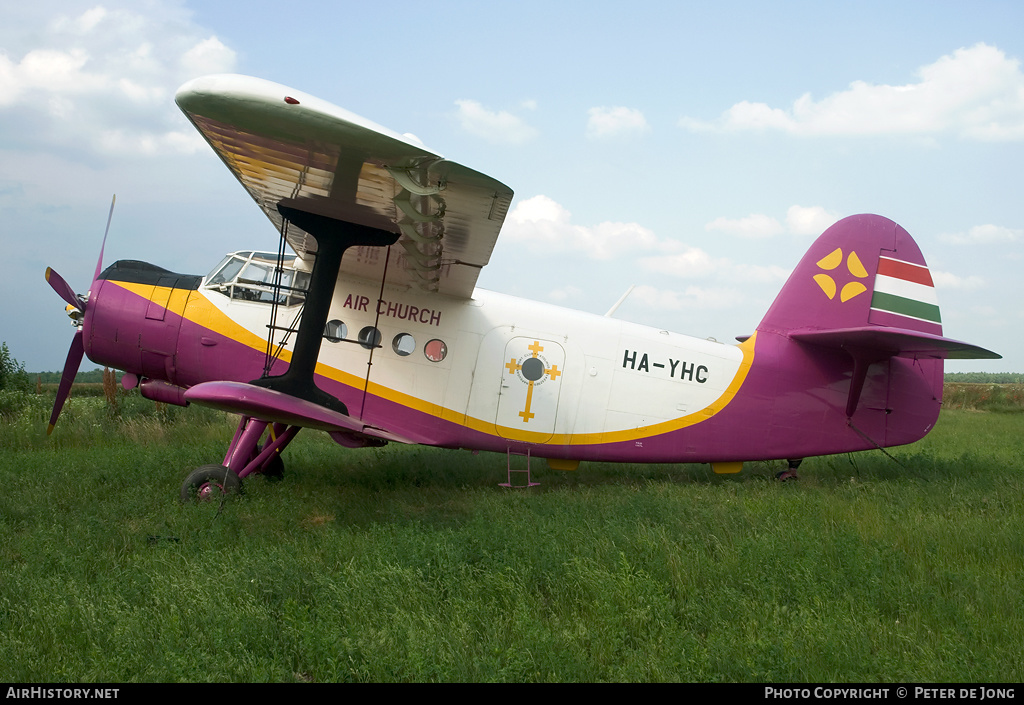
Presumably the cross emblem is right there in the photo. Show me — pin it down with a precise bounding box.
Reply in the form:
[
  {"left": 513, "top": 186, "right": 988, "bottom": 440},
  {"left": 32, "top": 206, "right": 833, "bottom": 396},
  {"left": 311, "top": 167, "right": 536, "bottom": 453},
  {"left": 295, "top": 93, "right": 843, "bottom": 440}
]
[{"left": 505, "top": 340, "right": 562, "bottom": 423}]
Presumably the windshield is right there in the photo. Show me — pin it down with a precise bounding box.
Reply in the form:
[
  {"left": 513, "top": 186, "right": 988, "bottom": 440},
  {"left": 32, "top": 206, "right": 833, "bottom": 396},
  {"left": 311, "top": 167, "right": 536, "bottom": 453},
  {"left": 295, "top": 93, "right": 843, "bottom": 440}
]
[{"left": 203, "top": 251, "right": 309, "bottom": 306}]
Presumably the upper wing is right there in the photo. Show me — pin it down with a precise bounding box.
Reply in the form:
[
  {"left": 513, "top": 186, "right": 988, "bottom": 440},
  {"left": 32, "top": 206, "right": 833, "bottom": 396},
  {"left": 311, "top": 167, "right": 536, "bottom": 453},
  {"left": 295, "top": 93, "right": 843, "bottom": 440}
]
[{"left": 175, "top": 74, "right": 514, "bottom": 298}]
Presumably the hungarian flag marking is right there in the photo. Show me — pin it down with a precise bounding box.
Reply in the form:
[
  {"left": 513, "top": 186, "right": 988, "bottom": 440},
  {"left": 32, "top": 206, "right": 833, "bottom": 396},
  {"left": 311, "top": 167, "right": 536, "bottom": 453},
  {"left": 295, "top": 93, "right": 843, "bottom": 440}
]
[{"left": 870, "top": 256, "right": 941, "bottom": 324}]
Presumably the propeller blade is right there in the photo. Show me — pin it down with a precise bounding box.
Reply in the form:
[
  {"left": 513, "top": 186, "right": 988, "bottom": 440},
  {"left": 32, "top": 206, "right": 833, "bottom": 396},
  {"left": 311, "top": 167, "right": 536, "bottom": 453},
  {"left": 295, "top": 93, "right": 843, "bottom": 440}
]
[
  {"left": 93, "top": 194, "right": 116, "bottom": 283},
  {"left": 45, "top": 267, "right": 83, "bottom": 312},
  {"left": 48, "top": 329, "right": 85, "bottom": 435},
  {"left": 46, "top": 196, "right": 114, "bottom": 434}
]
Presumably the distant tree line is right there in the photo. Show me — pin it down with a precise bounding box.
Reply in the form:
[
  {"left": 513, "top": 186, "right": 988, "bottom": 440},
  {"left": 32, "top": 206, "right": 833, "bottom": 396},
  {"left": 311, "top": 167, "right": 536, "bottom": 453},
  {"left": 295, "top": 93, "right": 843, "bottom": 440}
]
[
  {"left": 32, "top": 368, "right": 111, "bottom": 384},
  {"left": 944, "top": 372, "right": 1024, "bottom": 384}
]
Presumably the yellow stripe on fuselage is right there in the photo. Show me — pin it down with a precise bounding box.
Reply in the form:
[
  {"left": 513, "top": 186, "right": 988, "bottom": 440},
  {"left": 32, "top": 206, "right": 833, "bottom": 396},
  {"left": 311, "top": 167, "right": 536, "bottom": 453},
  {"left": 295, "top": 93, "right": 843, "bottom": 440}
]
[
  {"left": 113, "top": 281, "right": 756, "bottom": 446},
  {"left": 474, "top": 333, "right": 756, "bottom": 445}
]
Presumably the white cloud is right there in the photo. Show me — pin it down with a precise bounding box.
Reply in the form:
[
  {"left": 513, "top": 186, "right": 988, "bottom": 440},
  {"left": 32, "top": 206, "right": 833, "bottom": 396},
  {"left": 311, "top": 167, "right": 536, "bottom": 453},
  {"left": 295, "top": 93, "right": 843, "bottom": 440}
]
[
  {"left": 785, "top": 205, "right": 839, "bottom": 236},
  {"left": 0, "top": 48, "right": 104, "bottom": 106},
  {"left": 97, "top": 128, "right": 206, "bottom": 156},
  {"left": 638, "top": 246, "right": 789, "bottom": 285},
  {"left": 681, "top": 43, "right": 1024, "bottom": 140},
  {"left": 547, "top": 285, "right": 583, "bottom": 302},
  {"left": 51, "top": 6, "right": 109, "bottom": 35},
  {"left": 586, "top": 106, "right": 649, "bottom": 139},
  {"left": 632, "top": 284, "right": 745, "bottom": 311},
  {"left": 704, "top": 205, "right": 838, "bottom": 239},
  {"left": 180, "top": 36, "right": 236, "bottom": 78},
  {"left": 455, "top": 99, "right": 538, "bottom": 144},
  {"left": 731, "top": 263, "right": 791, "bottom": 284},
  {"left": 0, "top": 5, "right": 237, "bottom": 156},
  {"left": 940, "top": 224, "right": 1022, "bottom": 244},
  {"left": 932, "top": 271, "right": 987, "bottom": 291},
  {"left": 705, "top": 213, "right": 784, "bottom": 238},
  {"left": 639, "top": 247, "right": 717, "bottom": 278},
  {"left": 502, "top": 194, "right": 672, "bottom": 259}
]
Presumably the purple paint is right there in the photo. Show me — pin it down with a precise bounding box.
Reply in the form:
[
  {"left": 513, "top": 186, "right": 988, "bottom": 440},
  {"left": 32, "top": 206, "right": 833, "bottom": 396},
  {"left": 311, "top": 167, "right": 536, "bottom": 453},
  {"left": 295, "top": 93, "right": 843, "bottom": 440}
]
[{"left": 72, "top": 214, "right": 998, "bottom": 469}]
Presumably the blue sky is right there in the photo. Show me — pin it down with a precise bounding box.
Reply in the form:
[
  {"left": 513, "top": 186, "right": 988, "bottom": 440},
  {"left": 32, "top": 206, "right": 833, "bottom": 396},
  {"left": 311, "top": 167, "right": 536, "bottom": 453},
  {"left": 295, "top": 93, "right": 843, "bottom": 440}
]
[{"left": 2, "top": 0, "right": 1021, "bottom": 372}]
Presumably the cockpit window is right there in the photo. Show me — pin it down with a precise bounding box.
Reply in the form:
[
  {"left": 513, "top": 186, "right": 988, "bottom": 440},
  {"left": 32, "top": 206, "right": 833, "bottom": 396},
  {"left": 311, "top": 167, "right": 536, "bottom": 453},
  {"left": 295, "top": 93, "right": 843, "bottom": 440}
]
[
  {"left": 203, "top": 251, "right": 309, "bottom": 306},
  {"left": 207, "top": 255, "right": 246, "bottom": 286}
]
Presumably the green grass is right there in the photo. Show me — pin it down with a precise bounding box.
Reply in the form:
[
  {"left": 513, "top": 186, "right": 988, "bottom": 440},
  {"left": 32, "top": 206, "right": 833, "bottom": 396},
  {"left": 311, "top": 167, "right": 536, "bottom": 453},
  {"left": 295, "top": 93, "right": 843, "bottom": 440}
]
[{"left": 0, "top": 394, "right": 1022, "bottom": 682}]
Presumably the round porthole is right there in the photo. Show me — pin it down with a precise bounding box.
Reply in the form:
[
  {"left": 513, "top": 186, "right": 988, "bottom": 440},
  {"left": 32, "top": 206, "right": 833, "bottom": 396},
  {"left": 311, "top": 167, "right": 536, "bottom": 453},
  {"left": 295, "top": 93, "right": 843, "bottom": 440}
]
[
  {"left": 520, "top": 356, "right": 545, "bottom": 381},
  {"left": 324, "top": 320, "right": 347, "bottom": 342},
  {"left": 393, "top": 333, "right": 415, "bottom": 356},
  {"left": 358, "top": 326, "right": 382, "bottom": 349},
  {"left": 424, "top": 338, "right": 447, "bottom": 362}
]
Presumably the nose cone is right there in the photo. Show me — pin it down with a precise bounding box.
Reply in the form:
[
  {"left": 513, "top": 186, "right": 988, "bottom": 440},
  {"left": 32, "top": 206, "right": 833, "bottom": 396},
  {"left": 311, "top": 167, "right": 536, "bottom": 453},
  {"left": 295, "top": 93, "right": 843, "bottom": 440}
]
[
  {"left": 83, "top": 260, "right": 203, "bottom": 384},
  {"left": 80, "top": 275, "right": 131, "bottom": 373}
]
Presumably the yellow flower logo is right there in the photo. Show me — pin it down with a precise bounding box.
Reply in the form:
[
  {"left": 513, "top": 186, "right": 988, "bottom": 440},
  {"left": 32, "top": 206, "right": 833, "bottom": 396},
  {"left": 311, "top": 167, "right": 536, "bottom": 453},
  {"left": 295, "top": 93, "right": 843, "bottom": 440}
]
[{"left": 813, "top": 248, "right": 869, "bottom": 302}]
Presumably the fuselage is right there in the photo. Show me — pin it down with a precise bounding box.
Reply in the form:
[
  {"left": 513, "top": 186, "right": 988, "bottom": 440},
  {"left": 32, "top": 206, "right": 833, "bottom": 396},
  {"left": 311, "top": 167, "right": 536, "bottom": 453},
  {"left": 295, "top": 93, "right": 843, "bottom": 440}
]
[{"left": 82, "top": 252, "right": 943, "bottom": 465}]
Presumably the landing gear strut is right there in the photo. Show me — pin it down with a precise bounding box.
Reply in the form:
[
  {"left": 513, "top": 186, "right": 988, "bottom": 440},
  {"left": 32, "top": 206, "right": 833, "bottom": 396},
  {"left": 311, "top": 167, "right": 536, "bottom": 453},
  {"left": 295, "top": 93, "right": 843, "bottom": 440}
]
[{"left": 180, "top": 415, "right": 298, "bottom": 501}]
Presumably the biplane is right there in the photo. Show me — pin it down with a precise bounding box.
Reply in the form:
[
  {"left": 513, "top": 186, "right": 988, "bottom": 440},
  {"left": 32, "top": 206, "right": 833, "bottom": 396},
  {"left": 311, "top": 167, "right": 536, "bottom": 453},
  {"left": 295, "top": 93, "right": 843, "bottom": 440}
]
[{"left": 45, "top": 74, "right": 1000, "bottom": 499}]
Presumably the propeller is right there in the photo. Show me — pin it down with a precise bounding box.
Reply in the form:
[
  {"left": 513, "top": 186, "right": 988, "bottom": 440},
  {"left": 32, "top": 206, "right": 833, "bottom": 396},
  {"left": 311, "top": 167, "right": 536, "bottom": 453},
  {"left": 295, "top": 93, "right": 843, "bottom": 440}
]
[
  {"left": 44, "top": 267, "right": 84, "bottom": 312},
  {"left": 45, "top": 195, "right": 116, "bottom": 435}
]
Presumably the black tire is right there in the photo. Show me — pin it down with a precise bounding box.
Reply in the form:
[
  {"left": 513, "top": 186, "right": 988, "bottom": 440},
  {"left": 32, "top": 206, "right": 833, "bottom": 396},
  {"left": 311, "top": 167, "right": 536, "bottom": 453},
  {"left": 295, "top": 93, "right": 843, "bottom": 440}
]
[{"left": 180, "top": 464, "right": 242, "bottom": 503}]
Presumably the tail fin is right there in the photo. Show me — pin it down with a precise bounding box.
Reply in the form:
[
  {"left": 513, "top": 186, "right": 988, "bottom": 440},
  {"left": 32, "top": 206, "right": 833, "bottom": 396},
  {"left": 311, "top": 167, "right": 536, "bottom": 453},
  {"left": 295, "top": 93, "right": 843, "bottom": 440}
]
[
  {"left": 760, "top": 214, "right": 939, "bottom": 335},
  {"left": 757, "top": 214, "right": 998, "bottom": 422},
  {"left": 758, "top": 214, "right": 998, "bottom": 361}
]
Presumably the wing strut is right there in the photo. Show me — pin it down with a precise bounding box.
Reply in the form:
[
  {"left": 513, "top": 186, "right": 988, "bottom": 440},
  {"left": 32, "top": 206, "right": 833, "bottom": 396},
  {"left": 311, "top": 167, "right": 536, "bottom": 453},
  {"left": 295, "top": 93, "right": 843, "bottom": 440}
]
[{"left": 250, "top": 205, "right": 399, "bottom": 413}]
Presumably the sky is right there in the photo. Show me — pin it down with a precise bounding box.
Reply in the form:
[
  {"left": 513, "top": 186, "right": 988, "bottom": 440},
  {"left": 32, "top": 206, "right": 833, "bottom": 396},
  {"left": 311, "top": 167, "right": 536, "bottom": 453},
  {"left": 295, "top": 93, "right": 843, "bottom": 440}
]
[{"left": 2, "top": 0, "right": 1022, "bottom": 373}]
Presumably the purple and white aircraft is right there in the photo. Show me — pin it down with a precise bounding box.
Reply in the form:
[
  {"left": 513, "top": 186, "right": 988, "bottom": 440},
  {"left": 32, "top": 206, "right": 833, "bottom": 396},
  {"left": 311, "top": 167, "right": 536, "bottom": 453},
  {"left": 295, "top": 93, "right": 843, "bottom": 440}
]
[{"left": 45, "top": 75, "right": 1000, "bottom": 499}]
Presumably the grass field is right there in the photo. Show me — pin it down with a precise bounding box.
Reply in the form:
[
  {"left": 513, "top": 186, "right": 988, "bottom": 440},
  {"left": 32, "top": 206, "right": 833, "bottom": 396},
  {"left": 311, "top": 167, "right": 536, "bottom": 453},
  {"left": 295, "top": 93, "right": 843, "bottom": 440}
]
[{"left": 1, "top": 391, "right": 1022, "bottom": 682}]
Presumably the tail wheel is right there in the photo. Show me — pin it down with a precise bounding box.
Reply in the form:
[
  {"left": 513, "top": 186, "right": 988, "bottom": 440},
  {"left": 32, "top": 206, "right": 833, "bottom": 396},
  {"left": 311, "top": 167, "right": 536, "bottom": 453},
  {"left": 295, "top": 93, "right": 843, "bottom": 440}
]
[
  {"left": 180, "top": 464, "right": 242, "bottom": 502},
  {"left": 776, "top": 458, "right": 802, "bottom": 481}
]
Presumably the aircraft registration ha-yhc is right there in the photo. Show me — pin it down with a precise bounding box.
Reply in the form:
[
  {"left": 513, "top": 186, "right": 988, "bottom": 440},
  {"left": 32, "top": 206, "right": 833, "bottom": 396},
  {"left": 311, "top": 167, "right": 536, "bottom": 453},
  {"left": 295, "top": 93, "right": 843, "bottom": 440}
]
[{"left": 45, "top": 74, "right": 1000, "bottom": 500}]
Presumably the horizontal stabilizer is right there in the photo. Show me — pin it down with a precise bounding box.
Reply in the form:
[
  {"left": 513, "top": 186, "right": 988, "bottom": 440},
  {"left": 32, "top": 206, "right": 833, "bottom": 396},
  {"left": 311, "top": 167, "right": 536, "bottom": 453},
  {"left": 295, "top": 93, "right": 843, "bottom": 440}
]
[
  {"left": 790, "top": 327, "right": 1001, "bottom": 360},
  {"left": 184, "top": 381, "right": 419, "bottom": 443}
]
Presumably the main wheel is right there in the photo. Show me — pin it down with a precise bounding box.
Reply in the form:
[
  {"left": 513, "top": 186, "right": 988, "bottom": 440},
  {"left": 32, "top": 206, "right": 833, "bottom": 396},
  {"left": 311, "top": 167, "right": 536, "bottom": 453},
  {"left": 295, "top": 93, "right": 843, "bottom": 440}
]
[{"left": 180, "top": 464, "right": 242, "bottom": 503}]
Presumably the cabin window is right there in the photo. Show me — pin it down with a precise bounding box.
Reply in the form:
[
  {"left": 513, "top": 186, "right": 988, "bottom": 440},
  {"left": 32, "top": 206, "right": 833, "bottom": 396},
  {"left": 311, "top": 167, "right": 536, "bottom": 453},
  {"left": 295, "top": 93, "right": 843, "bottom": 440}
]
[
  {"left": 204, "top": 251, "right": 309, "bottom": 305},
  {"left": 358, "top": 326, "right": 382, "bottom": 350},
  {"left": 392, "top": 333, "right": 415, "bottom": 356},
  {"left": 424, "top": 339, "right": 447, "bottom": 362},
  {"left": 324, "top": 320, "right": 347, "bottom": 343}
]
